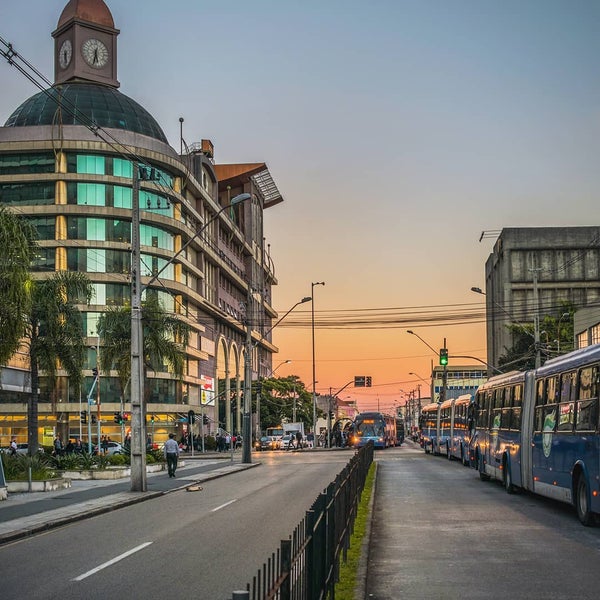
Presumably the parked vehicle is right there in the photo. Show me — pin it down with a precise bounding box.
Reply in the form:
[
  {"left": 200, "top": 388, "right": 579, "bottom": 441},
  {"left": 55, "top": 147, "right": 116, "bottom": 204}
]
[
  {"left": 94, "top": 441, "right": 123, "bottom": 456},
  {"left": 256, "top": 436, "right": 280, "bottom": 451}
]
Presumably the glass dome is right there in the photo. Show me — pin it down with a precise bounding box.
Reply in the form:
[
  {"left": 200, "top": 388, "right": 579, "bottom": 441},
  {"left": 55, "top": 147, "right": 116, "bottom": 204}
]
[{"left": 4, "top": 83, "right": 168, "bottom": 145}]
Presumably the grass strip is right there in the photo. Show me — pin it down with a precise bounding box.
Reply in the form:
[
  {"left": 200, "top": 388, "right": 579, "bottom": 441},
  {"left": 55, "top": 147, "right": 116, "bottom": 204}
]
[{"left": 334, "top": 462, "right": 376, "bottom": 599}]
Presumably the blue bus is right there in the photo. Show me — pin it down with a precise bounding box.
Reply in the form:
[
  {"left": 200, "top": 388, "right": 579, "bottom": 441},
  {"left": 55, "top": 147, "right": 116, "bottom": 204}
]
[
  {"left": 473, "top": 344, "right": 600, "bottom": 525},
  {"left": 351, "top": 412, "right": 396, "bottom": 449},
  {"left": 419, "top": 403, "right": 440, "bottom": 454},
  {"left": 438, "top": 394, "right": 474, "bottom": 464}
]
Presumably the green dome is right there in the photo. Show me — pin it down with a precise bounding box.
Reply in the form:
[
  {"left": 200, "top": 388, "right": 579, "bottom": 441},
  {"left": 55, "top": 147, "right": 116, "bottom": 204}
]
[{"left": 4, "top": 83, "right": 168, "bottom": 144}]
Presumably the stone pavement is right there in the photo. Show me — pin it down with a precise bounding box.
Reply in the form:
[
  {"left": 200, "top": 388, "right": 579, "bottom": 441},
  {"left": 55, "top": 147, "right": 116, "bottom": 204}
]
[{"left": 0, "top": 453, "right": 258, "bottom": 545}]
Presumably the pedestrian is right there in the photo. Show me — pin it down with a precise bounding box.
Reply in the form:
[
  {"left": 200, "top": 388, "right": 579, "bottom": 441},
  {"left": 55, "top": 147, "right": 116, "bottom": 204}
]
[
  {"left": 164, "top": 433, "right": 180, "bottom": 478},
  {"left": 296, "top": 430, "right": 303, "bottom": 450},
  {"left": 101, "top": 435, "right": 109, "bottom": 454},
  {"left": 74, "top": 439, "right": 84, "bottom": 454},
  {"left": 9, "top": 437, "right": 17, "bottom": 455},
  {"left": 53, "top": 434, "right": 63, "bottom": 456}
]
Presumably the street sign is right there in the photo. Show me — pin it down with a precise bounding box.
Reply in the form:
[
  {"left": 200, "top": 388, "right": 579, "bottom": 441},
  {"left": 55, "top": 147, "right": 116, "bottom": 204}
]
[{"left": 354, "top": 376, "right": 366, "bottom": 387}]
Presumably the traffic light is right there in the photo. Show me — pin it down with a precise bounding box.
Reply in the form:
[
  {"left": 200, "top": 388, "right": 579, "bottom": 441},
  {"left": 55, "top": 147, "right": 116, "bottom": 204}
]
[
  {"left": 92, "top": 367, "right": 98, "bottom": 379},
  {"left": 203, "top": 415, "right": 209, "bottom": 425},
  {"left": 440, "top": 348, "right": 449, "bottom": 366},
  {"left": 187, "top": 410, "right": 195, "bottom": 425},
  {"left": 366, "top": 376, "right": 372, "bottom": 387},
  {"left": 91, "top": 414, "right": 97, "bottom": 424},
  {"left": 80, "top": 410, "right": 87, "bottom": 424},
  {"left": 122, "top": 412, "right": 129, "bottom": 422},
  {"left": 114, "top": 412, "right": 122, "bottom": 424}
]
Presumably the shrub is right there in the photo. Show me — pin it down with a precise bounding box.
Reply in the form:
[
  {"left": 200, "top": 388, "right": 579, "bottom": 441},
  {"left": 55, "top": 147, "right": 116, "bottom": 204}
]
[
  {"left": 1, "top": 452, "right": 57, "bottom": 481},
  {"left": 108, "top": 453, "right": 127, "bottom": 466}
]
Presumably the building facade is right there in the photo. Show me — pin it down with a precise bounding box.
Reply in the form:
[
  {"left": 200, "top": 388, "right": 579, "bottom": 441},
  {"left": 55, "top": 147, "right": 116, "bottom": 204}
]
[
  {"left": 0, "top": 0, "right": 282, "bottom": 448},
  {"left": 484, "top": 227, "right": 600, "bottom": 369}
]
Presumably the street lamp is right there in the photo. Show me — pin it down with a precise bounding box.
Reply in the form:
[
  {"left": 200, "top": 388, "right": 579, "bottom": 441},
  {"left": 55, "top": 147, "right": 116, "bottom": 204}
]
[
  {"left": 406, "top": 330, "right": 438, "bottom": 355},
  {"left": 311, "top": 281, "right": 325, "bottom": 439},
  {"left": 243, "top": 296, "right": 310, "bottom": 464},
  {"left": 557, "top": 312, "right": 570, "bottom": 353},
  {"left": 407, "top": 330, "right": 447, "bottom": 403},
  {"left": 409, "top": 371, "right": 430, "bottom": 385},
  {"left": 130, "top": 187, "right": 251, "bottom": 491}
]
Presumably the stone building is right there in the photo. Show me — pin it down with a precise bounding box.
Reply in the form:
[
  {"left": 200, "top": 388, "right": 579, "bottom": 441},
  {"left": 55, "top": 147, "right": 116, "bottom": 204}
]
[
  {"left": 0, "top": 0, "right": 282, "bottom": 447},
  {"left": 483, "top": 227, "right": 600, "bottom": 369}
]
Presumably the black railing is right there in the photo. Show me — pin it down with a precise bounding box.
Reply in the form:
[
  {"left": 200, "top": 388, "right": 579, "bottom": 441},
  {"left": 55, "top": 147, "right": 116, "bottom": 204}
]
[{"left": 231, "top": 442, "right": 374, "bottom": 600}]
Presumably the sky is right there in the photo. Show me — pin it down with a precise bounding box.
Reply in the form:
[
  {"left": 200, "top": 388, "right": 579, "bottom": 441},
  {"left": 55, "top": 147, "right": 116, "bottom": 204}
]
[{"left": 1, "top": 0, "right": 600, "bottom": 413}]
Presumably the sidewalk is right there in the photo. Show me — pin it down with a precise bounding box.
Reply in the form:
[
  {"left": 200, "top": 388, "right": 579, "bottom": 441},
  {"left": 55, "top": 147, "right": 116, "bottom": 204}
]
[{"left": 0, "top": 453, "right": 258, "bottom": 545}]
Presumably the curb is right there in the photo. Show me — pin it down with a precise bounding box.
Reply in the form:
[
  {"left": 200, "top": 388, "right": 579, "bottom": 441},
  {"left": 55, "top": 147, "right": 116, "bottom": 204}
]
[{"left": 355, "top": 461, "right": 378, "bottom": 600}]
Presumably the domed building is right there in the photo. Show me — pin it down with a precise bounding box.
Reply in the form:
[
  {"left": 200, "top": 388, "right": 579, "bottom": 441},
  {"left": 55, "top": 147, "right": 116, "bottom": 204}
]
[{"left": 0, "top": 0, "right": 282, "bottom": 449}]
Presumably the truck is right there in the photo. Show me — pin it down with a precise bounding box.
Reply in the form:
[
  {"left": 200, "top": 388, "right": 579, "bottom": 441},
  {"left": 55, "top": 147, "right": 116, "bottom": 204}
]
[{"left": 282, "top": 422, "right": 305, "bottom": 438}]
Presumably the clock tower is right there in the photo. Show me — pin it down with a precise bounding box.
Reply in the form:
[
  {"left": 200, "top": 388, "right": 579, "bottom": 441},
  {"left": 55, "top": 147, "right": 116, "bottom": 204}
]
[{"left": 52, "top": 0, "right": 120, "bottom": 88}]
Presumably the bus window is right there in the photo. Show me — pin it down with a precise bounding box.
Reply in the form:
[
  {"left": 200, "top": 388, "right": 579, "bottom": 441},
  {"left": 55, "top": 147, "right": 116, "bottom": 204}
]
[
  {"left": 501, "top": 386, "right": 511, "bottom": 430},
  {"left": 512, "top": 384, "right": 523, "bottom": 430},
  {"left": 576, "top": 366, "right": 599, "bottom": 432},
  {"left": 557, "top": 371, "right": 577, "bottom": 432},
  {"left": 534, "top": 379, "right": 546, "bottom": 432}
]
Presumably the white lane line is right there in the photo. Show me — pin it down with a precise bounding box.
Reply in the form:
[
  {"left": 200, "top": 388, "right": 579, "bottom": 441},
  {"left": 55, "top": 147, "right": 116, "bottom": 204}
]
[
  {"left": 72, "top": 542, "right": 153, "bottom": 581},
  {"left": 211, "top": 499, "right": 238, "bottom": 512}
]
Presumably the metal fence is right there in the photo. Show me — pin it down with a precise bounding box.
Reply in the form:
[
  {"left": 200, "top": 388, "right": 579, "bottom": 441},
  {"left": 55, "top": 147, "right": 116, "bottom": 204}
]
[{"left": 231, "top": 442, "right": 374, "bottom": 600}]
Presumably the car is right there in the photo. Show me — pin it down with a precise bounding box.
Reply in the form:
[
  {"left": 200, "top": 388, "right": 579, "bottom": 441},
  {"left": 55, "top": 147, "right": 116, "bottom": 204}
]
[
  {"left": 2, "top": 443, "right": 44, "bottom": 455},
  {"left": 94, "top": 441, "right": 123, "bottom": 455},
  {"left": 256, "top": 436, "right": 280, "bottom": 451},
  {"left": 280, "top": 434, "right": 297, "bottom": 450}
]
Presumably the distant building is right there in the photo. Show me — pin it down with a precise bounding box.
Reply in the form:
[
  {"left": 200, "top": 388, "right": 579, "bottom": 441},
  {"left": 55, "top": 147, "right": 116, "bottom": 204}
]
[
  {"left": 431, "top": 366, "right": 486, "bottom": 403},
  {"left": 0, "top": 0, "right": 282, "bottom": 446},
  {"left": 574, "top": 305, "right": 600, "bottom": 349},
  {"left": 483, "top": 227, "right": 600, "bottom": 369}
]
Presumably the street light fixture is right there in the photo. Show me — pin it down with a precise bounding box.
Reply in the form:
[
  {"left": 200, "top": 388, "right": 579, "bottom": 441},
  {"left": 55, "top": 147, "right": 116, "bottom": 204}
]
[
  {"left": 406, "top": 330, "right": 447, "bottom": 403},
  {"left": 311, "top": 281, "right": 325, "bottom": 439},
  {"left": 406, "top": 330, "right": 438, "bottom": 355},
  {"left": 130, "top": 188, "right": 251, "bottom": 491}
]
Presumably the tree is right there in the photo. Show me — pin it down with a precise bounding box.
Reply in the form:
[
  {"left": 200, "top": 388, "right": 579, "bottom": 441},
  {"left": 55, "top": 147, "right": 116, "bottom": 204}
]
[
  {"left": 497, "top": 303, "right": 575, "bottom": 371},
  {"left": 97, "top": 294, "right": 191, "bottom": 403},
  {"left": 27, "top": 271, "right": 93, "bottom": 454},
  {"left": 0, "top": 208, "right": 37, "bottom": 365},
  {"left": 256, "top": 375, "right": 316, "bottom": 430}
]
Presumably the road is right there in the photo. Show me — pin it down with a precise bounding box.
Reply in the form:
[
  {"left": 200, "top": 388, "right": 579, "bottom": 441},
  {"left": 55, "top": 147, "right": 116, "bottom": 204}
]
[
  {"left": 0, "top": 450, "right": 351, "bottom": 600},
  {"left": 366, "top": 441, "right": 600, "bottom": 600}
]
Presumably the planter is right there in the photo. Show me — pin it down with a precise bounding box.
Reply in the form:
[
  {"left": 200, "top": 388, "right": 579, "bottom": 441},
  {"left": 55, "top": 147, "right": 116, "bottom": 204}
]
[
  {"left": 62, "top": 463, "right": 167, "bottom": 480},
  {"left": 7, "top": 478, "right": 72, "bottom": 492}
]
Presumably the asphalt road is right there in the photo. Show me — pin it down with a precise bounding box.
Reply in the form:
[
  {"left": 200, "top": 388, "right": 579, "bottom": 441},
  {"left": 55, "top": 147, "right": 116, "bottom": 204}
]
[
  {"left": 366, "top": 441, "right": 600, "bottom": 600},
  {"left": 0, "top": 450, "right": 352, "bottom": 600}
]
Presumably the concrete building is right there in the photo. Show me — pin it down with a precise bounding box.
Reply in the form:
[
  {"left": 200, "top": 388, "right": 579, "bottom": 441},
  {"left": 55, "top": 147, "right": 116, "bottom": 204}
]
[
  {"left": 431, "top": 365, "right": 486, "bottom": 403},
  {"left": 0, "top": 0, "right": 283, "bottom": 448},
  {"left": 483, "top": 227, "right": 600, "bottom": 369}
]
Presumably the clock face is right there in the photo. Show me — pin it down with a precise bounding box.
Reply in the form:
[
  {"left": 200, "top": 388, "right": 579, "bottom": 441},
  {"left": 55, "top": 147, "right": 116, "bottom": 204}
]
[
  {"left": 59, "top": 40, "right": 72, "bottom": 69},
  {"left": 81, "top": 38, "right": 109, "bottom": 69}
]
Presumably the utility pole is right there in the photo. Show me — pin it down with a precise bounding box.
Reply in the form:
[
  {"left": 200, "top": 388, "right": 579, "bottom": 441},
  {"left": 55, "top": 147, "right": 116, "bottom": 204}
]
[
  {"left": 242, "top": 285, "right": 252, "bottom": 464},
  {"left": 130, "top": 165, "right": 146, "bottom": 492},
  {"left": 532, "top": 266, "right": 541, "bottom": 368}
]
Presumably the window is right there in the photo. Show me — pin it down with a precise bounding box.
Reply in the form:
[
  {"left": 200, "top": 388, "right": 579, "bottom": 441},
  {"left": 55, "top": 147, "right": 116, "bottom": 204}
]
[
  {"left": 560, "top": 371, "right": 577, "bottom": 403},
  {"left": 113, "top": 158, "right": 133, "bottom": 178},
  {"left": 86, "top": 219, "right": 106, "bottom": 241},
  {"left": 87, "top": 250, "right": 106, "bottom": 273},
  {"left": 140, "top": 225, "right": 174, "bottom": 251},
  {"left": 76, "top": 155, "right": 105, "bottom": 175},
  {"left": 576, "top": 365, "right": 599, "bottom": 432},
  {"left": 0, "top": 182, "right": 55, "bottom": 206},
  {"left": 113, "top": 185, "right": 132, "bottom": 209},
  {"left": 0, "top": 153, "right": 55, "bottom": 175},
  {"left": 28, "top": 217, "right": 56, "bottom": 240},
  {"left": 76, "top": 183, "right": 105, "bottom": 206}
]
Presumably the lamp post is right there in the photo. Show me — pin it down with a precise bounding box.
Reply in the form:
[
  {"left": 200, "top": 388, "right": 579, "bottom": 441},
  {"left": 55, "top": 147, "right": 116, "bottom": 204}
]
[
  {"left": 407, "top": 330, "right": 447, "bottom": 403},
  {"left": 243, "top": 296, "right": 310, "bottom": 463},
  {"left": 311, "top": 281, "right": 325, "bottom": 439},
  {"left": 130, "top": 183, "right": 251, "bottom": 491},
  {"left": 557, "top": 312, "right": 570, "bottom": 354}
]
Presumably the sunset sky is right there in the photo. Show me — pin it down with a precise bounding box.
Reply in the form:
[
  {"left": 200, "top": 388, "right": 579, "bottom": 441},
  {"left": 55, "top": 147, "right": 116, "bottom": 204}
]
[{"left": 2, "top": 0, "right": 600, "bottom": 413}]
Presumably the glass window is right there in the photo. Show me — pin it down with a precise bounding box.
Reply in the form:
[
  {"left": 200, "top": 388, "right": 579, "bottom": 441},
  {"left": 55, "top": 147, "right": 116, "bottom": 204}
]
[
  {"left": 141, "top": 190, "right": 174, "bottom": 217},
  {"left": 31, "top": 248, "right": 55, "bottom": 272},
  {"left": 0, "top": 182, "right": 55, "bottom": 206},
  {"left": 579, "top": 366, "right": 596, "bottom": 400},
  {"left": 113, "top": 158, "right": 133, "bottom": 178},
  {"left": 141, "top": 254, "right": 174, "bottom": 280},
  {"left": 87, "top": 249, "right": 106, "bottom": 273},
  {"left": 106, "top": 283, "right": 129, "bottom": 306},
  {"left": 560, "top": 371, "right": 577, "bottom": 403},
  {"left": 535, "top": 379, "right": 545, "bottom": 406},
  {"left": 0, "top": 153, "right": 55, "bottom": 175},
  {"left": 92, "top": 284, "right": 106, "bottom": 305},
  {"left": 28, "top": 217, "right": 56, "bottom": 240},
  {"left": 557, "top": 402, "right": 575, "bottom": 432},
  {"left": 76, "top": 155, "right": 105, "bottom": 175},
  {"left": 513, "top": 385, "right": 522, "bottom": 406},
  {"left": 113, "top": 185, "right": 132, "bottom": 209},
  {"left": 77, "top": 183, "right": 106, "bottom": 206},
  {"left": 547, "top": 376, "right": 559, "bottom": 403},
  {"left": 83, "top": 312, "right": 101, "bottom": 338},
  {"left": 87, "top": 219, "right": 106, "bottom": 241},
  {"left": 105, "top": 250, "right": 129, "bottom": 274},
  {"left": 140, "top": 225, "right": 174, "bottom": 251}
]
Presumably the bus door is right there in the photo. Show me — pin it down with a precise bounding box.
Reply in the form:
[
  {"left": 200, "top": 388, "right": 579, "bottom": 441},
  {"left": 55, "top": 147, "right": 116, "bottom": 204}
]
[{"left": 532, "top": 375, "right": 562, "bottom": 500}]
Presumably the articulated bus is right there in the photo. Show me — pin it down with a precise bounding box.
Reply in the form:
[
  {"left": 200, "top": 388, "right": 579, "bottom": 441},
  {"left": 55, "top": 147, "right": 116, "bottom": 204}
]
[
  {"left": 472, "top": 344, "right": 600, "bottom": 526},
  {"left": 438, "top": 394, "right": 474, "bottom": 464},
  {"left": 351, "top": 412, "right": 396, "bottom": 449},
  {"left": 419, "top": 403, "right": 440, "bottom": 454}
]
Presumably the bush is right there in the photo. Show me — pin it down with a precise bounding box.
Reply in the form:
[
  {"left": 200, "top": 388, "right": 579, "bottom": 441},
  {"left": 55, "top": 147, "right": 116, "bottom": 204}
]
[
  {"left": 108, "top": 453, "right": 127, "bottom": 466},
  {"left": 1, "top": 452, "right": 57, "bottom": 481}
]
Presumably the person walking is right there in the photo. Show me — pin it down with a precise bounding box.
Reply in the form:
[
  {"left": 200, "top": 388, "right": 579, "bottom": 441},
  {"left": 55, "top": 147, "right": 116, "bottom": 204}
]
[
  {"left": 9, "top": 437, "right": 17, "bottom": 455},
  {"left": 164, "top": 433, "right": 180, "bottom": 478}
]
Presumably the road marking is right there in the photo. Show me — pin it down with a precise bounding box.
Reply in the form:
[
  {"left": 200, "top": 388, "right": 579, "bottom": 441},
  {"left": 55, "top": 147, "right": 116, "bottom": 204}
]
[
  {"left": 72, "top": 542, "right": 153, "bottom": 581},
  {"left": 211, "top": 499, "right": 238, "bottom": 512}
]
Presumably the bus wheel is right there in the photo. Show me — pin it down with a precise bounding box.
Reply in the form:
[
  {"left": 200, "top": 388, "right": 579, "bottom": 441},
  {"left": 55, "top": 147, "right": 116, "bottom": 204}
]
[
  {"left": 503, "top": 460, "right": 515, "bottom": 494},
  {"left": 478, "top": 452, "right": 490, "bottom": 481},
  {"left": 576, "top": 474, "right": 595, "bottom": 526}
]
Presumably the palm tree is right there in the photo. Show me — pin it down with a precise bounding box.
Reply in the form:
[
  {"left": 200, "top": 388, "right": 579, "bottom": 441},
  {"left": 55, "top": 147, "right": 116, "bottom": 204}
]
[
  {"left": 26, "top": 271, "right": 93, "bottom": 454},
  {"left": 97, "top": 294, "right": 191, "bottom": 403},
  {"left": 0, "top": 208, "right": 37, "bottom": 366}
]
